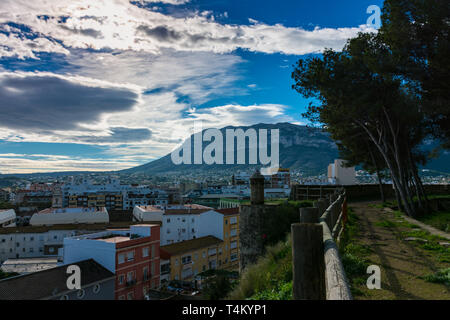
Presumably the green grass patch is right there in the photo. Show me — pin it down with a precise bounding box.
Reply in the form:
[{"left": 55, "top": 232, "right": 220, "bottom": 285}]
[
  {"left": 227, "top": 235, "right": 293, "bottom": 300},
  {"left": 417, "top": 211, "right": 450, "bottom": 233},
  {"left": 421, "top": 268, "right": 450, "bottom": 287},
  {"left": 375, "top": 219, "right": 397, "bottom": 228},
  {"left": 338, "top": 207, "right": 371, "bottom": 297}
]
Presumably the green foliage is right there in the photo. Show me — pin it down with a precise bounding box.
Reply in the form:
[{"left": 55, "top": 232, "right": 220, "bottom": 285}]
[
  {"left": 203, "top": 273, "right": 237, "bottom": 300},
  {"left": 421, "top": 268, "right": 450, "bottom": 287},
  {"left": 261, "top": 201, "right": 312, "bottom": 246},
  {"left": 249, "top": 281, "right": 293, "bottom": 300},
  {"left": 417, "top": 211, "right": 450, "bottom": 233},
  {"left": 375, "top": 220, "right": 396, "bottom": 228},
  {"left": 227, "top": 236, "right": 292, "bottom": 300},
  {"left": 338, "top": 207, "right": 371, "bottom": 296}
]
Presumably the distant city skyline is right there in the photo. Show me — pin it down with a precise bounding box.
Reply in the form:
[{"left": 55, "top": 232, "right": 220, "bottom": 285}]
[{"left": 0, "top": 0, "right": 382, "bottom": 173}]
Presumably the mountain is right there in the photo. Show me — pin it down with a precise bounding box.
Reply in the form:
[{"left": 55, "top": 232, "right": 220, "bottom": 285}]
[
  {"left": 122, "top": 122, "right": 450, "bottom": 177},
  {"left": 121, "top": 123, "right": 340, "bottom": 176}
]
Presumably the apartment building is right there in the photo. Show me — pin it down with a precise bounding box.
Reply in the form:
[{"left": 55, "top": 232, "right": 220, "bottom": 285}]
[
  {"left": 68, "top": 193, "right": 123, "bottom": 211},
  {"left": 134, "top": 204, "right": 224, "bottom": 246},
  {"left": 217, "top": 207, "right": 240, "bottom": 270},
  {"left": 63, "top": 224, "right": 160, "bottom": 300},
  {"left": 160, "top": 235, "right": 223, "bottom": 282},
  {"left": 0, "top": 259, "right": 115, "bottom": 300},
  {"left": 0, "top": 228, "right": 96, "bottom": 263},
  {"left": 30, "top": 207, "right": 109, "bottom": 226}
]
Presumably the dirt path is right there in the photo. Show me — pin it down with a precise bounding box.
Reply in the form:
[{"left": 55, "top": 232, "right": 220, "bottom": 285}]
[{"left": 350, "top": 201, "right": 450, "bottom": 300}]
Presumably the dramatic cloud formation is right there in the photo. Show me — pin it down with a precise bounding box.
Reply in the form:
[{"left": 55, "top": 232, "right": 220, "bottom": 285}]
[
  {"left": 0, "top": 72, "right": 141, "bottom": 130},
  {"left": 0, "top": 1, "right": 374, "bottom": 172},
  {"left": 0, "top": 0, "right": 375, "bottom": 59}
]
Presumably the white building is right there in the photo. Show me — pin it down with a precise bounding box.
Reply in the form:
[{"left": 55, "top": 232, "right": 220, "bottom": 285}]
[
  {"left": 134, "top": 204, "right": 224, "bottom": 246},
  {"left": 328, "top": 159, "right": 357, "bottom": 185},
  {"left": 0, "top": 209, "right": 16, "bottom": 228},
  {"left": 0, "top": 229, "right": 87, "bottom": 263},
  {"left": 30, "top": 207, "right": 109, "bottom": 226},
  {"left": 61, "top": 178, "right": 168, "bottom": 209}
]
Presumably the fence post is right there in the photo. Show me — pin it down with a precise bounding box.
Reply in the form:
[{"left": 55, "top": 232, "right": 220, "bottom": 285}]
[
  {"left": 299, "top": 207, "right": 319, "bottom": 223},
  {"left": 313, "top": 199, "right": 327, "bottom": 218},
  {"left": 292, "top": 223, "right": 326, "bottom": 300}
]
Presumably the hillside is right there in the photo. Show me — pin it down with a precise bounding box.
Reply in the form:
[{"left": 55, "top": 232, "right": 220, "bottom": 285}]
[{"left": 121, "top": 123, "right": 340, "bottom": 176}]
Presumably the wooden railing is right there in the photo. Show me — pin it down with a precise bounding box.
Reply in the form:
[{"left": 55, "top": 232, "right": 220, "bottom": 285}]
[{"left": 291, "top": 188, "right": 352, "bottom": 300}]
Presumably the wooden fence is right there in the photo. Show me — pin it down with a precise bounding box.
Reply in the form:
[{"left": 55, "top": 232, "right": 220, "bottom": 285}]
[{"left": 291, "top": 188, "right": 352, "bottom": 300}]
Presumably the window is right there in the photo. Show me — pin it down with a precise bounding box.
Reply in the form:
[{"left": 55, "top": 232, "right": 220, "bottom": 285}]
[
  {"left": 118, "top": 295, "right": 125, "bottom": 300},
  {"left": 143, "top": 267, "right": 149, "bottom": 280},
  {"left": 60, "top": 295, "right": 69, "bottom": 300},
  {"left": 181, "top": 255, "right": 192, "bottom": 264},
  {"left": 175, "top": 258, "right": 179, "bottom": 266},
  {"left": 127, "top": 292, "right": 134, "bottom": 300},
  {"left": 118, "top": 253, "right": 125, "bottom": 264},
  {"left": 127, "top": 271, "right": 134, "bottom": 282},
  {"left": 142, "top": 247, "right": 149, "bottom": 257},
  {"left": 202, "top": 251, "right": 206, "bottom": 258},
  {"left": 127, "top": 251, "right": 134, "bottom": 262},
  {"left": 167, "top": 229, "right": 171, "bottom": 234},
  {"left": 230, "top": 228, "right": 237, "bottom": 237},
  {"left": 230, "top": 217, "right": 237, "bottom": 224},
  {"left": 152, "top": 245, "right": 155, "bottom": 258},
  {"left": 166, "top": 218, "right": 170, "bottom": 223},
  {"left": 230, "top": 241, "right": 237, "bottom": 249},
  {"left": 119, "top": 274, "right": 125, "bottom": 285},
  {"left": 231, "top": 253, "right": 238, "bottom": 262}
]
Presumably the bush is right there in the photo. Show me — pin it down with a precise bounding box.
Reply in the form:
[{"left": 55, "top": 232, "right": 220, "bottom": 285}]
[
  {"left": 421, "top": 268, "right": 450, "bottom": 287},
  {"left": 227, "top": 235, "right": 292, "bottom": 300}
]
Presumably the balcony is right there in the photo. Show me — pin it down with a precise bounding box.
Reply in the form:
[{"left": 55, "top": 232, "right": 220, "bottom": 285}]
[
  {"left": 126, "top": 279, "right": 137, "bottom": 287},
  {"left": 143, "top": 274, "right": 152, "bottom": 281}
]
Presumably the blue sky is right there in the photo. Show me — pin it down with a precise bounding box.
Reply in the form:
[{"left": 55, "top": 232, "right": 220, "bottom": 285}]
[{"left": 0, "top": 0, "right": 383, "bottom": 173}]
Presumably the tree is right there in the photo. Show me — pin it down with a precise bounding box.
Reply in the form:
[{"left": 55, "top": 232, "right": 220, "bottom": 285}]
[
  {"left": 380, "top": 0, "right": 450, "bottom": 148},
  {"left": 335, "top": 128, "right": 389, "bottom": 203},
  {"left": 292, "top": 33, "right": 429, "bottom": 217}
]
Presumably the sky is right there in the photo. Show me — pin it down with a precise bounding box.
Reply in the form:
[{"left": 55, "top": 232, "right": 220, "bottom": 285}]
[{"left": 0, "top": 0, "right": 383, "bottom": 174}]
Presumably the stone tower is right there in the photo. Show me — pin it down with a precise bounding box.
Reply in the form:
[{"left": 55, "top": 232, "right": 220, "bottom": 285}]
[{"left": 250, "top": 169, "right": 264, "bottom": 205}]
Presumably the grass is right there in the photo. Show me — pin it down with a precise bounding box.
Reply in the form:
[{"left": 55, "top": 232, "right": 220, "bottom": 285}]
[
  {"left": 421, "top": 268, "right": 450, "bottom": 287},
  {"left": 416, "top": 211, "right": 450, "bottom": 233},
  {"left": 338, "top": 208, "right": 372, "bottom": 297},
  {"left": 401, "top": 229, "right": 450, "bottom": 263},
  {"left": 227, "top": 235, "right": 293, "bottom": 300}
]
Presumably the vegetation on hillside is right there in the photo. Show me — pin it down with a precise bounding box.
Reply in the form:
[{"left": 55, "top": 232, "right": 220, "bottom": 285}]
[{"left": 227, "top": 235, "right": 293, "bottom": 300}]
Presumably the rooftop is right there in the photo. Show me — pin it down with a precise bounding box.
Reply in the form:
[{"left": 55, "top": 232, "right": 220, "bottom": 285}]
[
  {"left": 1, "top": 257, "right": 58, "bottom": 274},
  {"left": 0, "top": 259, "right": 114, "bottom": 300},
  {"left": 37, "top": 207, "right": 107, "bottom": 214},
  {"left": 160, "top": 236, "right": 222, "bottom": 257}
]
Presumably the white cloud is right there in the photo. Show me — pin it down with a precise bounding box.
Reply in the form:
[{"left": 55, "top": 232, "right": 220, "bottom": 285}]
[
  {"left": 0, "top": 153, "right": 140, "bottom": 174},
  {"left": 0, "top": 0, "right": 376, "bottom": 58}
]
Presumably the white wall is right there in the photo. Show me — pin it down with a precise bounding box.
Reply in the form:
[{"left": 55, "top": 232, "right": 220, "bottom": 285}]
[
  {"left": 63, "top": 236, "right": 116, "bottom": 273},
  {"left": 160, "top": 210, "right": 223, "bottom": 245},
  {"left": 30, "top": 208, "right": 109, "bottom": 226},
  {"left": 0, "top": 230, "right": 78, "bottom": 263}
]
